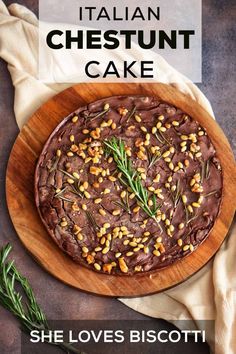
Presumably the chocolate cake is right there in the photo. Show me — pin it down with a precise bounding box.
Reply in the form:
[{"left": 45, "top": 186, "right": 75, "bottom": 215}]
[{"left": 35, "top": 96, "right": 222, "bottom": 275}]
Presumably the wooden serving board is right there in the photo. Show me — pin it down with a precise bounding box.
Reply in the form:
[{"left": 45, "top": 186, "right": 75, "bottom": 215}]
[{"left": 6, "top": 83, "right": 236, "bottom": 297}]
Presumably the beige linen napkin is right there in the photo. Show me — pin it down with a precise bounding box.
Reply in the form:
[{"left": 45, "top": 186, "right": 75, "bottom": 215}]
[{"left": 0, "top": 2, "right": 235, "bottom": 353}]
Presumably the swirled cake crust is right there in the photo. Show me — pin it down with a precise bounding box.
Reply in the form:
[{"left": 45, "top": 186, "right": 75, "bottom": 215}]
[{"left": 35, "top": 96, "right": 222, "bottom": 275}]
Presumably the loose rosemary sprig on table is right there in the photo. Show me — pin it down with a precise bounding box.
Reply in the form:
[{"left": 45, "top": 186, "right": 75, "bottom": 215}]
[
  {"left": 0, "top": 244, "right": 84, "bottom": 354},
  {"left": 104, "top": 137, "right": 161, "bottom": 225}
]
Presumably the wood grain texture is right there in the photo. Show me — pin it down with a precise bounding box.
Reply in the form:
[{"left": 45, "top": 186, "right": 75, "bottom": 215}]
[{"left": 6, "top": 83, "right": 236, "bottom": 297}]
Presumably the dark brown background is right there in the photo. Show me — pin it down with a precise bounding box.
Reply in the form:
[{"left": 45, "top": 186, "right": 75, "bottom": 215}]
[{"left": 0, "top": 0, "right": 235, "bottom": 353}]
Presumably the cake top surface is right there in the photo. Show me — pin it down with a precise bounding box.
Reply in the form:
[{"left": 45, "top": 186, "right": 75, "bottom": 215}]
[{"left": 35, "top": 95, "right": 222, "bottom": 275}]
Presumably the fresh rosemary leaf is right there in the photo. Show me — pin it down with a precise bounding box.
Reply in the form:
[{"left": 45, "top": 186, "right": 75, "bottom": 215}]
[
  {"left": 155, "top": 132, "right": 164, "bottom": 144},
  {"left": 59, "top": 169, "right": 76, "bottom": 180},
  {"left": 147, "top": 149, "right": 162, "bottom": 170},
  {"left": 113, "top": 200, "right": 131, "bottom": 214},
  {"left": 0, "top": 244, "right": 84, "bottom": 354},
  {"left": 86, "top": 211, "right": 100, "bottom": 231},
  {"left": 70, "top": 184, "right": 83, "bottom": 198},
  {"left": 56, "top": 195, "right": 75, "bottom": 203},
  {"left": 104, "top": 137, "right": 162, "bottom": 226},
  {"left": 85, "top": 107, "right": 109, "bottom": 123},
  {"left": 204, "top": 190, "right": 217, "bottom": 198},
  {"left": 171, "top": 179, "right": 181, "bottom": 208},
  {"left": 49, "top": 156, "right": 60, "bottom": 173},
  {"left": 187, "top": 212, "right": 199, "bottom": 224},
  {"left": 158, "top": 130, "right": 171, "bottom": 146},
  {"left": 126, "top": 106, "right": 136, "bottom": 123},
  {"left": 54, "top": 186, "right": 68, "bottom": 198},
  {"left": 201, "top": 159, "right": 210, "bottom": 182}
]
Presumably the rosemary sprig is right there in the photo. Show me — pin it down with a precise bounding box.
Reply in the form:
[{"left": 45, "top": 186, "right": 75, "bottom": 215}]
[
  {"left": 160, "top": 130, "right": 171, "bottom": 146},
  {"left": 187, "top": 212, "right": 199, "bottom": 224},
  {"left": 59, "top": 169, "right": 76, "bottom": 180},
  {"left": 56, "top": 195, "right": 75, "bottom": 203},
  {"left": 49, "top": 156, "right": 60, "bottom": 173},
  {"left": 171, "top": 180, "right": 181, "bottom": 208},
  {"left": 54, "top": 186, "right": 68, "bottom": 198},
  {"left": 126, "top": 106, "right": 136, "bottom": 123},
  {"left": 0, "top": 244, "right": 84, "bottom": 354},
  {"left": 104, "top": 137, "right": 161, "bottom": 224},
  {"left": 203, "top": 190, "right": 217, "bottom": 198},
  {"left": 147, "top": 149, "right": 162, "bottom": 170},
  {"left": 85, "top": 107, "right": 109, "bottom": 123},
  {"left": 155, "top": 130, "right": 171, "bottom": 146},
  {"left": 155, "top": 132, "right": 164, "bottom": 144},
  {"left": 184, "top": 205, "right": 199, "bottom": 224},
  {"left": 201, "top": 159, "right": 210, "bottom": 182},
  {"left": 113, "top": 194, "right": 131, "bottom": 214},
  {"left": 58, "top": 170, "right": 83, "bottom": 197},
  {"left": 70, "top": 184, "right": 83, "bottom": 198},
  {"left": 86, "top": 211, "right": 100, "bottom": 231}
]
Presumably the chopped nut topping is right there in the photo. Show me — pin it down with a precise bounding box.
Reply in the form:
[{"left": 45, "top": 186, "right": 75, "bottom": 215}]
[
  {"left": 118, "top": 258, "right": 128, "bottom": 273},
  {"left": 118, "top": 107, "right": 128, "bottom": 116},
  {"left": 90, "top": 166, "right": 101, "bottom": 176},
  {"left": 103, "top": 264, "right": 113, "bottom": 273}
]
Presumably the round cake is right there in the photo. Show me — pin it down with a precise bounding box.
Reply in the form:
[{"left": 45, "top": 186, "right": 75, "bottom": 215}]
[{"left": 35, "top": 95, "right": 222, "bottom": 275}]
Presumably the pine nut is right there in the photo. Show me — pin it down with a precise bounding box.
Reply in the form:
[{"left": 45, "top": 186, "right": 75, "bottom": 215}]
[
  {"left": 183, "top": 245, "right": 190, "bottom": 251},
  {"left": 94, "top": 263, "right": 101, "bottom": 271},
  {"left": 113, "top": 209, "right": 121, "bottom": 216},
  {"left": 102, "top": 247, "right": 109, "bottom": 254},
  {"left": 177, "top": 239, "right": 183, "bottom": 246},
  {"left": 126, "top": 252, "right": 134, "bottom": 257},
  {"left": 153, "top": 250, "right": 161, "bottom": 256},
  {"left": 72, "top": 116, "right": 78, "bottom": 123}
]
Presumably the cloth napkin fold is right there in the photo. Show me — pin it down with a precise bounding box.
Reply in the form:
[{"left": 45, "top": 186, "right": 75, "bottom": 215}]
[{"left": 0, "top": 2, "right": 235, "bottom": 354}]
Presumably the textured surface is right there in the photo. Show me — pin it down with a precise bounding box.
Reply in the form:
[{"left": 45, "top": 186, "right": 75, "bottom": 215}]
[
  {"left": 0, "top": 0, "right": 235, "bottom": 353},
  {"left": 6, "top": 82, "right": 235, "bottom": 298},
  {"left": 35, "top": 95, "right": 223, "bottom": 275}
]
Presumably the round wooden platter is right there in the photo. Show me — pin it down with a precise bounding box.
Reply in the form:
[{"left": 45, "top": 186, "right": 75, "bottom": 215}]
[{"left": 6, "top": 83, "right": 236, "bottom": 297}]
